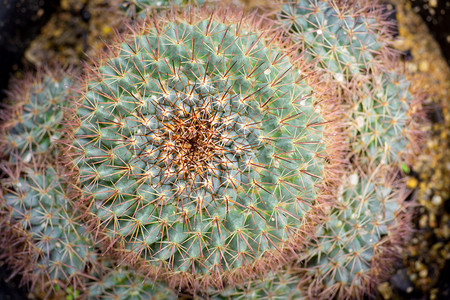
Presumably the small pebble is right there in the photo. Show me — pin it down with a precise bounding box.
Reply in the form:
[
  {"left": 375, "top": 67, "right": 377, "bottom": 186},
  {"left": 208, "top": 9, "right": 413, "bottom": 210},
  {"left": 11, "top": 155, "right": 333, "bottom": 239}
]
[
  {"left": 378, "top": 282, "right": 393, "bottom": 299},
  {"left": 419, "top": 268, "right": 428, "bottom": 278},
  {"left": 429, "top": 213, "right": 437, "bottom": 228},
  {"left": 390, "top": 268, "right": 414, "bottom": 293},
  {"left": 432, "top": 195, "right": 442, "bottom": 206},
  {"left": 419, "top": 214, "right": 428, "bottom": 228},
  {"left": 419, "top": 61, "right": 430, "bottom": 72},
  {"left": 407, "top": 177, "right": 418, "bottom": 189}
]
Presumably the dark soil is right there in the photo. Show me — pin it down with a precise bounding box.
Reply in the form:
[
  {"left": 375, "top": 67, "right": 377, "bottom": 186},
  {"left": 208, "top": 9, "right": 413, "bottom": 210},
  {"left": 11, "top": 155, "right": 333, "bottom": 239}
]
[
  {"left": 0, "top": 0, "right": 59, "bottom": 100},
  {"left": 0, "top": 264, "right": 29, "bottom": 300},
  {"left": 410, "top": 0, "right": 450, "bottom": 65}
]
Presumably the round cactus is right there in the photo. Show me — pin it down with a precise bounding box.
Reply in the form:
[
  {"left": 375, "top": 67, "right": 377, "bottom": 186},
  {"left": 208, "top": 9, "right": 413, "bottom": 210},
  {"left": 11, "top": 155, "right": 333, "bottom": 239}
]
[
  {"left": 349, "top": 71, "right": 417, "bottom": 165},
  {"left": 211, "top": 270, "right": 305, "bottom": 300},
  {"left": 297, "top": 165, "right": 412, "bottom": 299},
  {"left": 0, "top": 68, "right": 73, "bottom": 164},
  {"left": 70, "top": 6, "right": 343, "bottom": 289},
  {"left": 280, "top": 0, "right": 397, "bottom": 89},
  {"left": 0, "top": 164, "right": 97, "bottom": 298},
  {"left": 87, "top": 264, "right": 178, "bottom": 300}
]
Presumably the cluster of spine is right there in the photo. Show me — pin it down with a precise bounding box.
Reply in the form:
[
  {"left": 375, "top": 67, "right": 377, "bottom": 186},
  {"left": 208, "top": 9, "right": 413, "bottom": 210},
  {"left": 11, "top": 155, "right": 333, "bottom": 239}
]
[
  {"left": 86, "top": 263, "right": 178, "bottom": 300},
  {"left": 0, "top": 69, "right": 72, "bottom": 163},
  {"left": 0, "top": 0, "right": 425, "bottom": 299},
  {"left": 0, "top": 165, "right": 97, "bottom": 298},
  {"left": 0, "top": 70, "right": 96, "bottom": 298},
  {"left": 280, "top": 0, "right": 396, "bottom": 89}
]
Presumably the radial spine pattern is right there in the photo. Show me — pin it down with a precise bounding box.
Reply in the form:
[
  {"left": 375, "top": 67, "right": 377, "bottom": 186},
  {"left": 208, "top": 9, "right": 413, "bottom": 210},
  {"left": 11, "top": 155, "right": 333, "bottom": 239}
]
[
  {"left": 0, "top": 165, "right": 97, "bottom": 297},
  {"left": 0, "top": 70, "right": 72, "bottom": 164},
  {"left": 72, "top": 7, "right": 340, "bottom": 288}
]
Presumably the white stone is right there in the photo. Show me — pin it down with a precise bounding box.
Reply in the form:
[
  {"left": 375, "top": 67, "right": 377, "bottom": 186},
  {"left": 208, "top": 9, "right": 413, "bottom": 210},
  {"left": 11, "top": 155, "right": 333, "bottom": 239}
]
[{"left": 432, "top": 195, "right": 442, "bottom": 206}]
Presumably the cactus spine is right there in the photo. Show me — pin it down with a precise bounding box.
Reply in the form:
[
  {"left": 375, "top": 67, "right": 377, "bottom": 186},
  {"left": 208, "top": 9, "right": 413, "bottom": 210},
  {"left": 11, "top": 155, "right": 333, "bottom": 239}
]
[{"left": 0, "top": 69, "right": 72, "bottom": 164}]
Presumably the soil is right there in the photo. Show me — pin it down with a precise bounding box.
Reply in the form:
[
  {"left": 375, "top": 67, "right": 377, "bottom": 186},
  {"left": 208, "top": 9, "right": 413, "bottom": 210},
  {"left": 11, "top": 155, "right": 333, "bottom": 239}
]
[{"left": 384, "top": 1, "right": 450, "bottom": 299}]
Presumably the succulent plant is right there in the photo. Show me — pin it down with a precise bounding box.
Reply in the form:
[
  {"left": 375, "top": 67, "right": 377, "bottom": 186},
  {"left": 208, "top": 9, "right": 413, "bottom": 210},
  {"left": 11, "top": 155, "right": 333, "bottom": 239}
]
[
  {"left": 0, "top": 164, "right": 97, "bottom": 298},
  {"left": 280, "top": 0, "right": 396, "bottom": 89},
  {"left": 0, "top": 0, "right": 426, "bottom": 299},
  {"left": 0, "top": 69, "right": 97, "bottom": 298},
  {"left": 298, "top": 165, "right": 412, "bottom": 299},
  {"left": 87, "top": 263, "right": 178, "bottom": 300},
  {"left": 349, "top": 71, "right": 416, "bottom": 165},
  {"left": 0, "top": 68, "right": 72, "bottom": 164},
  {"left": 70, "top": 5, "right": 344, "bottom": 290}
]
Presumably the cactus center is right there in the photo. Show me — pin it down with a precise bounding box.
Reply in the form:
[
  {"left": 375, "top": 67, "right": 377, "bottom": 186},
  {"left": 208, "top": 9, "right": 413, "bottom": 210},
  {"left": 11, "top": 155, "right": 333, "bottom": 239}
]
[{"left": 142, "top": 92, "right": 248, "bottom": 191}]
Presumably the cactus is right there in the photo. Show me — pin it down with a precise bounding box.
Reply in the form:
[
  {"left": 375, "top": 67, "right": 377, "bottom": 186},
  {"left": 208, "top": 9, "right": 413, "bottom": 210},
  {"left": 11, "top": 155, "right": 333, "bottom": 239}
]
[
  {"left": 0, "top": 70, "right": 97, "bottom": 298},
  {"left": 0, "top": 68, "right": 72, "bottom": 164},
  {"left": 349, "top": 71, "right": 415, "bottom": 165},
  {"left": 210, "top": 270, "right": 305, "bottom": 299},
  {"left": 298, "top": 166, "right": 412, "bottom": 299},
  {"left": 0, "top": 164, "right": 97, "bottom": 298},
  {"left": 280, "top": 0, "right": 396, "bottom": 89},
  {"left": 70, "top": 5, "right": 344, "bottom": 289},
  {"left": 87, "top": 263, "right": 178, "bottom": 300},
  {"left": 0, "top": 0, "right": 426, "bottom": 299}
]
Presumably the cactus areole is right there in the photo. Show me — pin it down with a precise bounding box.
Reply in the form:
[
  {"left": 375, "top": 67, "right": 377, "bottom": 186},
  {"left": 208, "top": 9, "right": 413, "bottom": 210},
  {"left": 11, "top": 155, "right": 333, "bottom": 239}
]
[{"left": 73, "top": 8, "right": 339, "bottom": 288}]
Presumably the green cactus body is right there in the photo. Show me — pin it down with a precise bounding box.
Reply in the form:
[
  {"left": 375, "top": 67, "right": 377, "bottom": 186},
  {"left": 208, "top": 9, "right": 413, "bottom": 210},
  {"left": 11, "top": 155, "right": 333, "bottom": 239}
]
[
  {"left": 350, "top": 72, "right": 413, "bottom": 165},
  {"left": 210, "top": 271, "right": 305, "bottom": 300},
  {"left": 87, "top": 265, "right": 178, "bottom": 300},
  {"left": 281, "top": 0, "right": 393, "bottom": 87},
  {"left": 0, "top": 166, "right": 97, "bottom": 296},
  {"left": 0, "top": 71, "right": 72, "bottom": 164},
  {"left": 300, "top": 167, "right": 409, "bottom": 299},
  {"left": 72, "top": 7, "right": 340, "bottom": 288}
]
